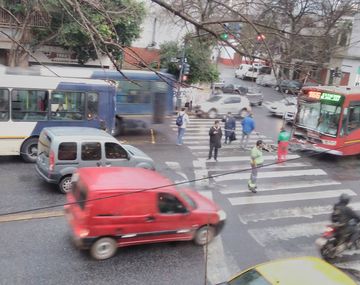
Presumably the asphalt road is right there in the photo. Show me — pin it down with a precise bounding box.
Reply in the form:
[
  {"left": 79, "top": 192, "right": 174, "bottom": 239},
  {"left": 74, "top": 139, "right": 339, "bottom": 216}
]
[{"left": 1, "top": 67, "right": 360, "bottom": 284}]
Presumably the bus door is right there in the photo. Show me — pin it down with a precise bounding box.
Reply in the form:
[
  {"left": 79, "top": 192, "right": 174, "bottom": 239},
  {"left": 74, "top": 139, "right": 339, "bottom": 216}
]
[{"left": 343, "top": 102, "right": 360, "bottom": 155}]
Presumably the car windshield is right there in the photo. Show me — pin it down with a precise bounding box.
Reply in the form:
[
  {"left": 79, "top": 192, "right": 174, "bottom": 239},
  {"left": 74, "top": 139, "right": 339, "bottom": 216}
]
[
  {"left": 297, "top": 101, "right": 341, "bottom": 136},
  {"left": 297, "top": 101, "right": 321, "bottom": 130},
  {"left": 207, "top": 96, "right": 222, "bottom": 102},
  {"left": 317, "top": 103, "right": 341, "bottom": 136},
  {"left": 178, "top": 191, "right": 197, "bottom": 209},
  {"left": 228, "top": 269, "right": 271, "bottom": 285}
]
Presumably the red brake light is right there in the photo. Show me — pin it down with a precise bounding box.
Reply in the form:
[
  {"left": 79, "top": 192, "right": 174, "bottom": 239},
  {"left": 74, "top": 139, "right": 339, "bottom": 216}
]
[{"left": 49, "top": 150, "right": 55, "bottom": 171}]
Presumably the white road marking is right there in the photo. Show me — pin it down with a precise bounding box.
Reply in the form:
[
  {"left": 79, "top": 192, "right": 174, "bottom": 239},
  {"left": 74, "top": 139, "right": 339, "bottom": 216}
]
[
  {"left": 184, "top": 139, "right": 273, "bottom": 145},
  {"left": 214, "top": 168, "right": 326, "bottom": 182},
  {"left": 165, "top": 161, "right": 181, "bottom": 170},
  {"left": 229, "top": 189, "right": 356, "bottom": 206},
  {"left": 248, "top": 221, "right": 328, "bottom": 247},
  {"left": 220, "top": 179, "right": 341, "bottom": 195},
  {"left": 238, "top": 201, "right": 360, "bottom": 224},
  {"left": 197, "top": 191, "right": 241, "bottom": 285},
  {"left": 198, "top": 155, "right": 300, "bottom": 162}
]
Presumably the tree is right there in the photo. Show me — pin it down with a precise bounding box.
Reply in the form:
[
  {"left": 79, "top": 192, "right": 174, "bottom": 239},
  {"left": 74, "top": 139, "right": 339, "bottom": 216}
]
[
  {"left": 159, "top": 39, "right": 219, "bottom": 84},
  {"left": 0, "top": 0, "right": 145, "bottom": 66}
]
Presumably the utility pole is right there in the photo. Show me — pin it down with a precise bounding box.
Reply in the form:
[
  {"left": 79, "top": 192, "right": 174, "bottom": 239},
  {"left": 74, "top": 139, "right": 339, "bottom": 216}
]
[{"left": 176, "top": 39, "right": 187, "bottom": 110}]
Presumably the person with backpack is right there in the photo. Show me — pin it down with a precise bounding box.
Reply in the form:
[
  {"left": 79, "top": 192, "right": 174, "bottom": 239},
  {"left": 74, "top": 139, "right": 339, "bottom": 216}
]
[
  {"left": 240, "top": 112, "right": 255, "bottom": 150},
  {"left": 222, "top": 112, "right": 236, "bottom": 144},
  {"left": 176, "top": 107, "right": 190, "bottom": 145}
]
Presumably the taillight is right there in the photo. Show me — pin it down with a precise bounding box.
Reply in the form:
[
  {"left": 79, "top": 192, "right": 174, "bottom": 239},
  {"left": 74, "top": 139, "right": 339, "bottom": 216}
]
[
  {"left": 49, "top": 150, "right": 55, "bottom": 171},
  {"left": 323, "top": 226, "right": 335, "bottom": 237}
]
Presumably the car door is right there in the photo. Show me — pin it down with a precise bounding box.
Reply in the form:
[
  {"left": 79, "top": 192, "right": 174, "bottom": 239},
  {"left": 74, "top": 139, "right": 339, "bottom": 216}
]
[
  {"left": 224, "top": 96, "right": 242, "bottom": 114},
  {"left": 80, "top": 141, "right": 102, "bottom": 167},
  {"left": 103, "top": 142, "right": 132, "bottom": 167},
  {"left": 151, "top": 192, "right": 195, "bottom": 242}
]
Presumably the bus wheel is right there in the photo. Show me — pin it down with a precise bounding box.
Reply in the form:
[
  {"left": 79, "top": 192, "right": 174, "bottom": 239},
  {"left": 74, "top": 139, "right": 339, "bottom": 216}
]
[
  {"left": 20, "top": 137, "right": 39, "bottom": 163},
  {"left": 59, "top": 175, "right": 72, "bottom": 194}
]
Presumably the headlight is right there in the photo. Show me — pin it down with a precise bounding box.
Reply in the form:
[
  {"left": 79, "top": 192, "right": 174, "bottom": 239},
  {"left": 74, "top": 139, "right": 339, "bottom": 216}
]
[
  {"left": 217, "top": 210, "right": 227, "bottom": 221},
  {"left": 79, "top": 229, "right": 89, "bottom": 238}
]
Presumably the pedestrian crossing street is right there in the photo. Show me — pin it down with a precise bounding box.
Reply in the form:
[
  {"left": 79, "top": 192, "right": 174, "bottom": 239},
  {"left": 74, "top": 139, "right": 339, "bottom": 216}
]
[{"left": 170, "top": 116, "right": 360, "bottom": 283}]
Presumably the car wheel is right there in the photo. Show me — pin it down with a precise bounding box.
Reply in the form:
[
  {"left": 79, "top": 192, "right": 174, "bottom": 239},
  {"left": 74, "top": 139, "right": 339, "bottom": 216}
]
[
  {"left": 208, "top": 109, "right": 218, "bottom": 119},
  {"left": 194, "top": 226, "right": 215, "bottom": 246},
  {"left": 59, "top": 175, "right": 73, "bottom": 194},
  {"left": 90, "top": 237, "right": 117, "bottom": 260},
  {"left": 239, "top": 108, "right": 248, "bottom": 118},
  {"left": 20, "top": 137, "right": 39, "bottom": 163}
]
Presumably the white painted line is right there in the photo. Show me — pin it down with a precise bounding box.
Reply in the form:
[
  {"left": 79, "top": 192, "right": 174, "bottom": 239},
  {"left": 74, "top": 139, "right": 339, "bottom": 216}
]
[
  {"left": 209, "top": 162, "right": 311, "bottom": 173},
  {"left": 199, "top": 154, "right": 299, "bottom": 162},
  {"left": 215, "top": 168, "right": 326, "bottom": 182},
  {"left": 165, "top": 161, "right": 181, "bottom": 170},
  {"left": 238, "top": 201, "right": 360, "bottom": 224},
  {"left": 184, "top": 134, "right": 267, "bottom": 140},
  {"left": 229, "top": 189, "right": 356, "bottom": 206},
  {"left": 220, "top": 179, "right": 341, "bottom": 195},
  {"left": 248, "top": 221, "right": 328, "bottom": 247},
  {"left": 189, "top": 144, "right": 275, "bottom": 150},
  {"left": 194, "top": 169, "right": 210, "bottom": 185},
  {"left": 184, "top": 139, "right": 273, "bottom": 145},
  {"left": 193, "top": 160, "right": 206, "bottom": 168}
]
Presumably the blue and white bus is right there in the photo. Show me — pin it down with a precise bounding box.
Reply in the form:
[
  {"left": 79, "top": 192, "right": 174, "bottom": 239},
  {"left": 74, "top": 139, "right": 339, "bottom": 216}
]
[
  {"left": 0, "top": 74, "right": 116, "bottom": 162},
  {"left": 39, "top": 67, "right": 175, "bottom": 126}
]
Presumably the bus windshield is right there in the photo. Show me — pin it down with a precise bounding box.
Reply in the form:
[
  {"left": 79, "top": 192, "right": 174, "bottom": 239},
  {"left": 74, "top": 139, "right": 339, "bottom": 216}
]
[{"left": 297, "top": 100, "right": 341, "bottom": 136}]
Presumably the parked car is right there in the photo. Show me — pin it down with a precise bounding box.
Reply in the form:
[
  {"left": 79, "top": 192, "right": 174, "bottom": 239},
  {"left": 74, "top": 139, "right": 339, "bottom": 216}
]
[
  {"left": 194, "top": 95, "right": 251, "bottom": 119},
  {"left": 35, "top": 127, "right": 155, "bottom": 194},
  {"left": 245, "top": 87, "right": 263, "bottom": 106},
  {"left": 211, "top": 79, "right": 225, "bottom": 89},
  {"left": 217, "top": 256, "right": 357, "bottom": 285},
  {"left": 65, "top": 167, "right": 226, "bottom": 260},
  {"left": 265, "top": 97, "right": 297, "bottom": 117},
  {"left": 275, "top": 80, "right": 302, "bottom": 95},
  {"left": 256, "top": 73, "right": 277, "bottom": 87},
  {"left": 235, "top": 63, "right": 263, "bottom": 80},
  {"left": 221, "top": 84, "right": 248, "bottom": 95}
]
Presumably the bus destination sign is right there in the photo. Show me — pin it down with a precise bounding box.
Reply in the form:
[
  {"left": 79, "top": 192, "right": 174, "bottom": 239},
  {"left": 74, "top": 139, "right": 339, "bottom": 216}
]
[
  {"left": 320, "top": 92, "right": 342, "bottom": 102},
  {"left": 308, "top": 91, "right": 321, "bottom": 99}
]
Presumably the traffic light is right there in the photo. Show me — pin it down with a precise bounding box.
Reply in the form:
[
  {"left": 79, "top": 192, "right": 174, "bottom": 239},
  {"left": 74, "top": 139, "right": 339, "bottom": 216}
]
[
  {"left": 183, "top": 63, "right": 190, "bottom": 75},
  {"left": 256, "top": 34, "right": 265, "bottom": 41},
  {"left": 220, "top": 33, "right": 229, "bottom": 40}
]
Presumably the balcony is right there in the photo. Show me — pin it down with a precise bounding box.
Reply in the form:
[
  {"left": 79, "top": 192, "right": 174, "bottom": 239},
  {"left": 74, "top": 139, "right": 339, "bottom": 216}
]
[{"left": 0, "top": 9, "right": 49, "bottom": 28}]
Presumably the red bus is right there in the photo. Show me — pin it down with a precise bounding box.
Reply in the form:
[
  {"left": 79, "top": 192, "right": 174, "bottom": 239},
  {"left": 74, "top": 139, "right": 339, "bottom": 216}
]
[{"left": 291, "top": 86, "right": 360, "bottom": 156}]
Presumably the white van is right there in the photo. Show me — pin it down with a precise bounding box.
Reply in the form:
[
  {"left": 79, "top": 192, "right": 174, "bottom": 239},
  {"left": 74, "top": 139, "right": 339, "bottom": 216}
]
[
  {"left": 235, "top": 63, "right": 263, "bottom": 80},
  {"left": 256, "top": 66, "right": 277, "bottom": 87}
]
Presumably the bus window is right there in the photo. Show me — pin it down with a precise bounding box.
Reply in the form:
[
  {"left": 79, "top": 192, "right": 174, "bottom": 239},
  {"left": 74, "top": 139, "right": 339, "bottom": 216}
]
[
  {"left": 0, "top": 89, "right": 9, "bottom": 121},
  {"left": 51, "top": 91, "right": 85, "bottom": 120},
  {"left": 86, "top": 92, "right": 99, "bottom": 119},
  {"left": 347, "top": 105, "right": 360, "bottom": 133},
  {"left": 116, "top": 80, "right": 152, "bottom": 104},
  {"left": 11, "top": 89, "right": 48, "bottom": 121},
  {"left": 317, "top": 104, "right": 341, "bottom": 136}
]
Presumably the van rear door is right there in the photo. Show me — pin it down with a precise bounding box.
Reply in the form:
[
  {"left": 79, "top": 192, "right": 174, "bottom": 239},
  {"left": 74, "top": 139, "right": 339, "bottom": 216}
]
[{"left": 37, "top": 130, "right": 51, "bottom": 170}]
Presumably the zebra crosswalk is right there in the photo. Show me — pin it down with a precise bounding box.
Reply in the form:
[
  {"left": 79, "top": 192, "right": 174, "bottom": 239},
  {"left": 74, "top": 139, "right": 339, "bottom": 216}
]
[{"left": 170, "top": 116, "right": 360, "bottom": 278}]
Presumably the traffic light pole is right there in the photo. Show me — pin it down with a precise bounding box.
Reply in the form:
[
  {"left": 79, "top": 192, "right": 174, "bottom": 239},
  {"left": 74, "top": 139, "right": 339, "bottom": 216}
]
[{"left": 176, "top": 40, "right": 187, "bottom": 106}]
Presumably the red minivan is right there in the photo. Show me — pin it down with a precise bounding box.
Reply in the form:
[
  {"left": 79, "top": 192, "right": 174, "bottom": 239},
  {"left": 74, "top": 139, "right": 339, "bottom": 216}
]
[{"left": 64, "top": 167, "right": 226, "bottom": 260}]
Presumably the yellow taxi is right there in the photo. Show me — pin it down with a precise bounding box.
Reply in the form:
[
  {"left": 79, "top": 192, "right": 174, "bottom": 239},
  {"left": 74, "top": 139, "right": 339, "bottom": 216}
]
[{"left": 218, "top": 256, "right": 357, "bottom": 285}]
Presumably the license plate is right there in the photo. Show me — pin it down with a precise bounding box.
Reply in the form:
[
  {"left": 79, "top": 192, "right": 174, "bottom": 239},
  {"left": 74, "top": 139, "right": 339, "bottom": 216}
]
[{"left": 315, "top": 237, "right": 327, "bottom": 247}]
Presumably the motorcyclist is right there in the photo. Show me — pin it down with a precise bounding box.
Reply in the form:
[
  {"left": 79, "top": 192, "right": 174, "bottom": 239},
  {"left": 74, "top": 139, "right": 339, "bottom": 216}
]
[{"left": 331, "top": 193, "right": 360, "bottom": 247}]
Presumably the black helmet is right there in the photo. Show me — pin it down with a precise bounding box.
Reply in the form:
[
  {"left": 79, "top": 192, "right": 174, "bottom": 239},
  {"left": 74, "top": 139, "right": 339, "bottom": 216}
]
[{"left": 339, "top": 193, "right": 350, "bottom": 205}]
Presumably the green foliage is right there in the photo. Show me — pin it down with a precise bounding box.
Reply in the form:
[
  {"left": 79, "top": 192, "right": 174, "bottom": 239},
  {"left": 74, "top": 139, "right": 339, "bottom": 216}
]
[
  {"left": 159, "top": 40, "right": 219, "bottom": 84},
  {"left": 4, "top": 0, "right": 145, "bottom": 65}
]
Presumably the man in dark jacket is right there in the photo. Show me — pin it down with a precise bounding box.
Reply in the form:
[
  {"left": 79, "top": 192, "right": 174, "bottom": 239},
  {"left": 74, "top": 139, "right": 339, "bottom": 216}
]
[
  {"left": 208, "top": 120, "right": 222, "bottom": 162},
  {"left": 332, "top": 194, "right": 360, "bottom": 246},
  {"left": 222, "top": 112, "right": 236, "bottom": 144}
]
